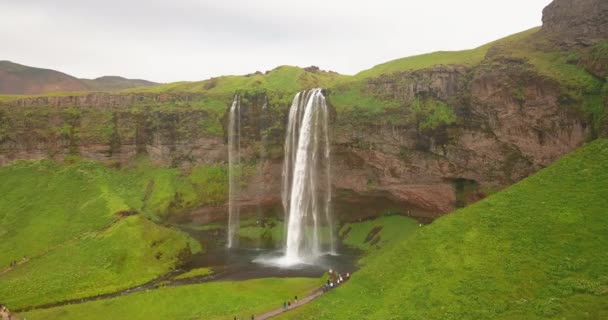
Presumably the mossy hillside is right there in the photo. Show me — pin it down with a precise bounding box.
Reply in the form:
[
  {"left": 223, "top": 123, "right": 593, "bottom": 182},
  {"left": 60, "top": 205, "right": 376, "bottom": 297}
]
[
  {"left": 283, "top": 139, "right": 608, "bottom": 319},
  {"left": 485, "top": 33, "right": 606, "bottom": 136},
  {"left": 327, "top": 80, "right": 403, "bottom": 126},
  {"left": 0, "top": 107, "right": 228, "bottom": 218},
  {"left": 590, "top": 41, "right": 608, "bottom": 62},
  {"left": 0, "top": 215, "right": 200, "bottom": 309},
  {"left": 0, "top": 159, "right": 231, "bottom": 308},
  {"left": 127, "top": 65, "right": 347, "bottom": 95},
  {"left": 238, "top": 217, "right": 285, "bottom": 247},
  {"left": 173, "top": 267, "right": 213, "bottom": 281},
  {"left": 23, "top": 277, "right": 324, "bottom": 320},
  {"left": 339, "top": 215, "right": 420, "bottom": 251},
  {"left": 354, "top": 28, "right": 541, "bottom": 79},
  {"left": 237, "top": 217, "right": 335, "bottom": 249}
]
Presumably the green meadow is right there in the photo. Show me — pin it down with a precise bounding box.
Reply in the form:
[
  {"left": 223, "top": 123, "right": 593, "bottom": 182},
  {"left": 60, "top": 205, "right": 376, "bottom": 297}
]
[
  {"left": 282, "top": 139, "right": 608, "bottom": 319},
  {"left": 23, "top": 277, "right": 323, "bottom": 320}
]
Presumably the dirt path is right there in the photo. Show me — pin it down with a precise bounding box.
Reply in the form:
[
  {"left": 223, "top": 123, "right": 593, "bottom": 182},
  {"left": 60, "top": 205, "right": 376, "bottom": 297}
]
[
  {"left": 1, "top": 311, "right": 21, "bottom": 320},
  {"left": 253, "top": 288, "right": 324, "bottom": 320}
]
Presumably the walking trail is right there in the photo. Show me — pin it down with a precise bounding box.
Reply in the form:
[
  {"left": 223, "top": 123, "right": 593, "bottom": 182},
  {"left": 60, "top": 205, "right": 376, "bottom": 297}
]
[
  {"left": 254, "top": 288, "right": 325, "bottom": 320},
  {"left": 8, "top": 288, "right": 325, "bottom": 320},
  {"left": 1, "top": 311, "right": 21, "bottom": 320}
]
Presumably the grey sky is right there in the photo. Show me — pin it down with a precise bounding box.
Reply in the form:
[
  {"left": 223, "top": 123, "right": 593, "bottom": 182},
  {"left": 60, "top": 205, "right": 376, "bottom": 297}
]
[{"left": 1, "top": 0, "right": 553, "bottom": 83}]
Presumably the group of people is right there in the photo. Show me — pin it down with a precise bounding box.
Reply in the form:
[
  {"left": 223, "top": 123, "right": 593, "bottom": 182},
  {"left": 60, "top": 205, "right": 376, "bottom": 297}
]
[
  {"left": 232, "top": 269, "right": 352, "bottom": 319},
  {"left": 281, "top": 295, "right": 299, "bottom": 311},
  {"left": 322, "top": 269, "right": 350, "bottom": 292}
]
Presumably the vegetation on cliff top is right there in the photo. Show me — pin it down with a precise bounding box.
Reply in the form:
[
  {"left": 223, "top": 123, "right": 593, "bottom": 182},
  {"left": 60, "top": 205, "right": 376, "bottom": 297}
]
[
  {"left": 1, "top": 26, "right": 604, "bottom": 144},
  {"left": 282, "top": 139, "right": 608, "bottom": 319},
  {"left": 354, "top": 28, "right": 541, "bottom": 79}
]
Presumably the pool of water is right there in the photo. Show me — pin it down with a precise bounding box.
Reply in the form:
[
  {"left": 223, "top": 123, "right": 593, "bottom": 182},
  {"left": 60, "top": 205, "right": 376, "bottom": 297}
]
[
  {"left": 172, "top": 218, "right": 361, "bottom": 285},
  {"left": 176, "top": 246, "right": 359, "bottom": 284}
]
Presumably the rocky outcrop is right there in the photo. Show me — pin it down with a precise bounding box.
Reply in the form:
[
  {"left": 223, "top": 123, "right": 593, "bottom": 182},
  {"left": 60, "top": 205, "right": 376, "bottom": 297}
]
[
  {"left": 365, "top": 65, "right": 468, "bottom": 102},
  {"left": 542, "top": 0, "right": 608, "bottom": 46}
]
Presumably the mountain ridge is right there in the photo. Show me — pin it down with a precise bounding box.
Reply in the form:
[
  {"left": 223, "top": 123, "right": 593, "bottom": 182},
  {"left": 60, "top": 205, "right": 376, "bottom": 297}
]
[{"left": 0, "top": 60, "right": 158, "bottom": 94}]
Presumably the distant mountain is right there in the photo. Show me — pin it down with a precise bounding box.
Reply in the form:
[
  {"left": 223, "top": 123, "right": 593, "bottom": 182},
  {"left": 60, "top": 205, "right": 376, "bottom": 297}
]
[
  {"left": 0, "top": 61, "right": 157, "bottom": 94},
  {"left": 0, "top": 60, "right": 88, "bottom": 94}
]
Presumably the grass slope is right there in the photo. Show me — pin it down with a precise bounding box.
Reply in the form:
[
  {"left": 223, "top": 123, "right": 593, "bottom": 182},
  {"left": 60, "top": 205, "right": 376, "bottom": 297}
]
[
  {"left": 23, "top": 277, "right": 323, "bottom": 320},
  {"left": 339, "top": 215, "right": 420, "bottom": 251},
  {"left": 354, "top": 28, "right": 540, "bottom": 79},
  {"left": 1, "top": 216, "right": 196, "bottom": 309},
  {"left": 282, "top": 139, "right": 608, "bottom": 320},
  {"left": 0, "top": 159, "right": 229, "bottom": 309}
]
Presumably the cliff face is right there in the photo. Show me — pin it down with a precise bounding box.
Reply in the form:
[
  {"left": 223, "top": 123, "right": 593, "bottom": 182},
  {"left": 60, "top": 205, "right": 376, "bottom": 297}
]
[
  {"left": 328, "top": 63, "right": 588, "bottom": 215},
  {"left": 0, "top": 94, "right": 226, "bottom": 167},
  {"left": 0, "top": 74, "right": 596, "bottom": 219},
  {"left": 0, "top": 0, "right": 605, "bottom": 221}
]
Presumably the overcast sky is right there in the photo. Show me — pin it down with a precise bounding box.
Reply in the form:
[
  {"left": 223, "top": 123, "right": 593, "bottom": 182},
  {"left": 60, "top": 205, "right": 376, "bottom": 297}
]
[{"left": 1, "top": 0, "right": 553, "bottom": 83}]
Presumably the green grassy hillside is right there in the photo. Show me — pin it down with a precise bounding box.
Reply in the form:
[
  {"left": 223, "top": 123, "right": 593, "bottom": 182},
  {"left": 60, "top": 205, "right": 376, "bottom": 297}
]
[
  {"left": 0, "top": 159, "right": 233, "bottom": 308},
  {"left": 354, "top": 28, "right": 540, "bottom": 79},
  {"left": 339, "top": 215, "right": 420, "bottom": 251},
  {"left": 81, "top": 76, "right": 158, "bottom": 91},
  {"left": 23, "top": 277, "right": 322, "bottom": 320},
  {"left": 16, "top": 212, "right": 421, "bottom": 320},
  {"left": 282, "top": 139, "right": 608, "bottom": 320}
]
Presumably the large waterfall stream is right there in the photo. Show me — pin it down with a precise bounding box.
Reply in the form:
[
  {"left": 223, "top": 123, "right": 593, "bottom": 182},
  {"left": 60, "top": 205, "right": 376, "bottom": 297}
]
[
  {"left": 279, "top": 88, "right": 335, "bottom": 265},
  {"left": 228, "top": 89, "right": 336, "bottom": 267}
]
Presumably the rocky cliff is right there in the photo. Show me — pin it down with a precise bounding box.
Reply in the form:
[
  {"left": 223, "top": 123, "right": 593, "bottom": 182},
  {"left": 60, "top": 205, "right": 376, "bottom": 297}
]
[
  {"left": 542, "top": 0, "right": 608, "bottom": 46},
  {"left": 0, "top": 0, "right": 606, "bottom": 221},
  {"left": 0, "top": 93, "right": 226, "bottom": 167}
]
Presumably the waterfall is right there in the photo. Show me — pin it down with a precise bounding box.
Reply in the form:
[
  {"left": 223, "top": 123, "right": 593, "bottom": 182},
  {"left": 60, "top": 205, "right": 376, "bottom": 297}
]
[
  {"left": 281, "top": 88, "right": 334, "bottom": 263},
  {"left": 227, "top": 95, "right": 241, "bottom": 248}
]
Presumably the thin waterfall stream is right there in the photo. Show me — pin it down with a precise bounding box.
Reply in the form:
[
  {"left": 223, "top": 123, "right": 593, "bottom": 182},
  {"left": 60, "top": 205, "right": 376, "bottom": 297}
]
[{"left": 227, "top": 95, "right": 241, "bottom": 248}]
